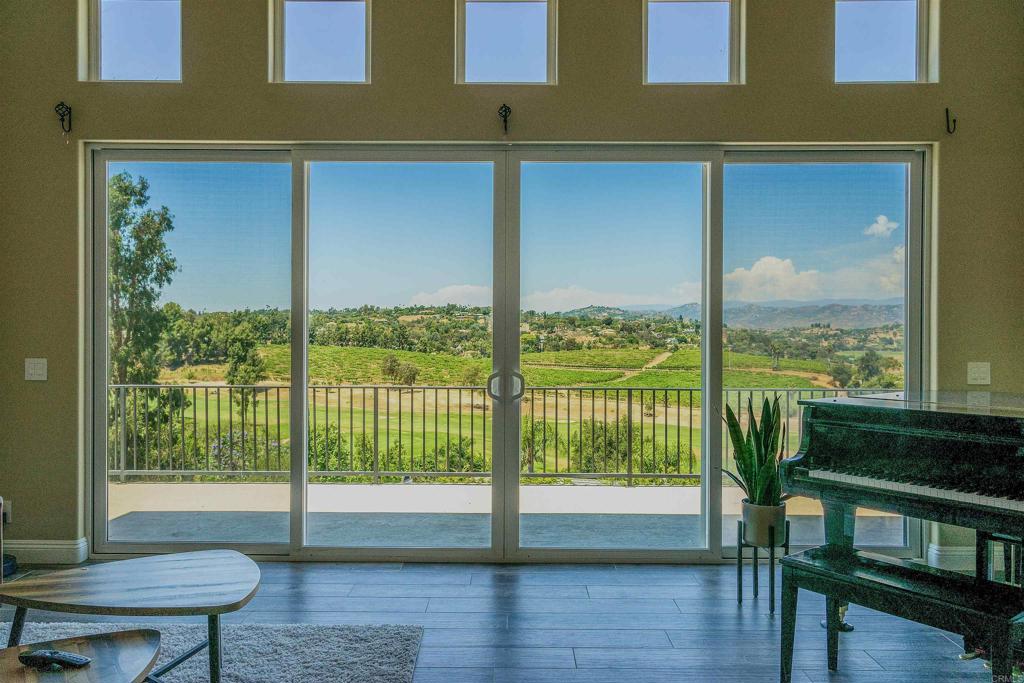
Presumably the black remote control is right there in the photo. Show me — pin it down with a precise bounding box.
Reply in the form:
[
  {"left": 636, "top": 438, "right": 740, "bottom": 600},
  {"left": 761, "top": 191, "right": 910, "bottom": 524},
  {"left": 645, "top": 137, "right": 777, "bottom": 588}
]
[{"left": 18, "top": 649, "right": 92, "bottom": 669}]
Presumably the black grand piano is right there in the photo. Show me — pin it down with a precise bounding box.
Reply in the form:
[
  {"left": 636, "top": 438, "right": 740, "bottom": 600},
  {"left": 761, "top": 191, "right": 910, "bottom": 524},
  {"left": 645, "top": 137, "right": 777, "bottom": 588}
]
[{"left": 779, "top": 391, "right": 1024, "bottom": 682}]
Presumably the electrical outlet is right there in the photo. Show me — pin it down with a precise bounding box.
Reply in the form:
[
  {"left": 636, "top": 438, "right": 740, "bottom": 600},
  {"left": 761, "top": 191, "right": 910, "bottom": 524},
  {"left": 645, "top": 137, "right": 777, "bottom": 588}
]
[
  {"left": 967, "top": 362, "right": 991, "bottom": 386},
  {"left": 24, "top": 358, "right": 47, "bottom": 381}
]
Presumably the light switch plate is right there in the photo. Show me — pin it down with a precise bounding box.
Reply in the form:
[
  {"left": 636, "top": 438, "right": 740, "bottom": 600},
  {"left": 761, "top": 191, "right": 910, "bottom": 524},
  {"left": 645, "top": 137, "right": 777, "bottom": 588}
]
[
  {"left": 24, "top": 358, "right": 47, "bottom": 381},
  {"left": 967, "top": 361, "right": 991, "bottom": 386}
]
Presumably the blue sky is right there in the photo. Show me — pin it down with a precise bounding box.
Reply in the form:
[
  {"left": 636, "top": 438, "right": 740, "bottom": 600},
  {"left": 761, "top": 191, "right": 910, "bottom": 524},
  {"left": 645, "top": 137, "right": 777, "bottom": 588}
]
[
  {"left": 835, "top": 0, "right": 918, "bottom": 82},
  {"left": 465, "top": 2, "right": 549, "bottom": 83},
  {"left": 110, "top": 160, "right": 907, "bottom": 313},
  {"left": 647, "top": 1, "right": 731, "bottom": 83},
  {"left": 284, "top": 1, "right": 366, "bottom": 82},
  {"left": 100, "top": 0, "right": 181, "bottom": 81},
  {"left": 109, "top": 162, "right": 292, "bottom": 310}
]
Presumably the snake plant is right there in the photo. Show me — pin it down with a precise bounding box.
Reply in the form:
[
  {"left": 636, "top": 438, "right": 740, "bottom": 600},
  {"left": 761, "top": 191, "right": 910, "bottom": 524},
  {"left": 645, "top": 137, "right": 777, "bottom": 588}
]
[{"left": 723, "top": 395, "right": 790, "bottom": 507}]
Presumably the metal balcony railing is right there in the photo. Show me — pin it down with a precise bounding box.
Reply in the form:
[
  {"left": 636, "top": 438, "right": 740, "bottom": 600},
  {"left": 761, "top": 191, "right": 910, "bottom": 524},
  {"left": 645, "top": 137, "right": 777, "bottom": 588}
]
[{"left": 106, "top": 384, "right": 882, "bottom": 483}]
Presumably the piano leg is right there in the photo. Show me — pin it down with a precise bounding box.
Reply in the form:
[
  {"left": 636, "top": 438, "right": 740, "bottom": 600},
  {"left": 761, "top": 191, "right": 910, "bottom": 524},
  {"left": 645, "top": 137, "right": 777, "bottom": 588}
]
[
  {"left": 989, "top": 628, "right": 1014, "bottom": 680},
  {"left": 825, "top": 595, "right": 841, "bottom": 671},
  {"left": 1011, "top": 540, "right": 1019, "bottom": 585},
  {"left": 780, "top": 568, "right": 798, "bottom": 683},
  {"left": 976, "top": 531, "right": 991, "bottom": 582},
  {"left": 821, "top": 501, "right": 856, "bottom": 633},
  {"left": 822, "top": 500, "right": 855, "bottom": 551}
]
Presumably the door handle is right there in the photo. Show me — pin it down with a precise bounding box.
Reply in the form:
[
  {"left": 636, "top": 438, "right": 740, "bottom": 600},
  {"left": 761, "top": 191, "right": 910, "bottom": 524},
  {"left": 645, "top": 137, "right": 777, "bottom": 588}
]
[
  {"left": 486, "top": 371, "right": 501, "bottom": 401},
  {"left": 509, "top": 371, "right": 526, "bottom": 402}
]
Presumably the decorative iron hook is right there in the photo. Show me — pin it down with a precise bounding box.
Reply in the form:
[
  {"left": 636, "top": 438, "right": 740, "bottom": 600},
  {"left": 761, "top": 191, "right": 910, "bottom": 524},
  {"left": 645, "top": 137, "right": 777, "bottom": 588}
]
[
  {"left": 945, "top": 107, "right": 957, "bottom": 135},
  {"left": 55, "top": 101, "right": 72, "bottom": 137},
  {"left": 498, "top": 103, "right": 512, "bottom": 135}
]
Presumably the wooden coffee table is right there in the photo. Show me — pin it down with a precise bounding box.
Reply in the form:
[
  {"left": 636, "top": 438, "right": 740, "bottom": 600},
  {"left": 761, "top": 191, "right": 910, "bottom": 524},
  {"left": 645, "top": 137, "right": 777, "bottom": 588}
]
[
  {"left": 0, "top": 629, "right": 160, "bottom": 682},
  {"left": 0, "top": 550, "right": 260, "bottom": 683}
]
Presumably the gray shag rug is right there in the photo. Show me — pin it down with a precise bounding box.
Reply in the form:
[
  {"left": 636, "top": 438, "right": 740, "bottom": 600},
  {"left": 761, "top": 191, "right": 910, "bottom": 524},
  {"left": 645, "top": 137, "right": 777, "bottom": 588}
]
[{"left": 9, "top": 622, "right": 421, "bottom": 683}]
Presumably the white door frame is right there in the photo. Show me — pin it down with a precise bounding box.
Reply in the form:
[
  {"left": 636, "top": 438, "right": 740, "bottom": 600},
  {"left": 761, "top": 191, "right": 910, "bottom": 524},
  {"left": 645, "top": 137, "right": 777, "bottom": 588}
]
[{"left": 87, "top": 142, "right": 931, "bottom": 562}]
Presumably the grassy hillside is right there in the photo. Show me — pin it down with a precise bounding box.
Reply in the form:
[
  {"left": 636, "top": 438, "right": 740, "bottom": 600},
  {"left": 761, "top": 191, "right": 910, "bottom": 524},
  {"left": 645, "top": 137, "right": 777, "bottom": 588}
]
[
  {"left": 160, "top": 343, "right": 823, "bottom": 390},
  {"left": 661, "top": 347, "right": 829, "bottom": 374},
  {"left": 521, "top": 349, "right": 660, "bottom": 369}
]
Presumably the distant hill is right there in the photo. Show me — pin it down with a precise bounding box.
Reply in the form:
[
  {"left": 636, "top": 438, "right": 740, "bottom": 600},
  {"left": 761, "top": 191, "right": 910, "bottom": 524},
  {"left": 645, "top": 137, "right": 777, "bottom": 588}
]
[
  {"left": 721, "top": 303, "right": 903, "bottom": 329},
  {"left": 558, "top": 305, "right": 637, "bottom": 319},
  {"left": 562, "top": 301, "right": 903, "bottom": 329}
]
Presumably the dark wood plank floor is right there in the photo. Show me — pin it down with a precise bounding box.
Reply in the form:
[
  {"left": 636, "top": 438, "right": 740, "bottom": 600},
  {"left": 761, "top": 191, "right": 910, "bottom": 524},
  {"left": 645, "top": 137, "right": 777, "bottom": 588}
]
[{"left": 1, "top": 562, "right": 995, "bottom": 682}]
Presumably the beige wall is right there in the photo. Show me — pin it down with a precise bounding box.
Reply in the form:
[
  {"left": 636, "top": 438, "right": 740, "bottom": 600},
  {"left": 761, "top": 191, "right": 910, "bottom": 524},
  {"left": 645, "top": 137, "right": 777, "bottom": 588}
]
[{"left": 0, "top": 1, "right": 1022, "bottom": 544}]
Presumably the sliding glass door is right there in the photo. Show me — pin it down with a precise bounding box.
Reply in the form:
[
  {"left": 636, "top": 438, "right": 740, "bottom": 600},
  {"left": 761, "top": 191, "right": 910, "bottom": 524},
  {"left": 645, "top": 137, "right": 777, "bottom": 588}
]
[
  {"left": 302, "top": 156, "right": 501, "bottom": 551},
  {"left": 510, "top": 154, "right": 710, "bottom": 556},
  {"left": 720, "top": 153, "right": 924, "bottom": 556},
  {"left": 94, "top": 152, "right": 292, "bottom": 551},
  {"left": 92, "top": 145, "right": 926, "bottom": 560}
]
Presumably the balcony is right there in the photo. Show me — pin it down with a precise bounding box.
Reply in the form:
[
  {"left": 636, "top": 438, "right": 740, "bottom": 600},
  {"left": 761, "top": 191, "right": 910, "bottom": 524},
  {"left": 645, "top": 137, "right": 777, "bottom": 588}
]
[{"left": 105, "top": 385, "right": 904, "bottom": 549}]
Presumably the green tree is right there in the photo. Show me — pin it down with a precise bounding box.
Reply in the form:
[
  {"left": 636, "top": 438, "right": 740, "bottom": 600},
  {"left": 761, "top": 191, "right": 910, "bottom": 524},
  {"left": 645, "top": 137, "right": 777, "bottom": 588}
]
[
  {"left": 381, "top": 354, "right": 400, "bottom": 382},
  {"left": 830, "top": 361, "right": 854, "bottom": 388},
  {"left": 856, "top": 350, "right": 885, "bottom": 380},
  {"left": 460, "top": 365, "right": 485, "bottom": 386},
  {"left": 397, "top": 362, "right": 419, "bottom": 386},
  {"left": 225, "top": 323, "right": 267, "bottom": 414},
  {"left": 108, "top": 172, "right": 177, "bottom": 384}
]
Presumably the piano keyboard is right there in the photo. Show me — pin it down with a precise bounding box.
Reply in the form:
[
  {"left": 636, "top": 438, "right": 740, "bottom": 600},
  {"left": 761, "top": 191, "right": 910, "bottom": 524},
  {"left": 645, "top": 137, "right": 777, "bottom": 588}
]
[{"left": 806, "top": 469, "right": 1024, "bottom": 513}]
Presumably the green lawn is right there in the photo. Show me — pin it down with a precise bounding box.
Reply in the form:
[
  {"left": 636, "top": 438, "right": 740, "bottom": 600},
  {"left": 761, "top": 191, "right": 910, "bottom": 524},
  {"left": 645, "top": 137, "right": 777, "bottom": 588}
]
[{"left": 661, "top": 347, "right": 829, "bottom": 374}]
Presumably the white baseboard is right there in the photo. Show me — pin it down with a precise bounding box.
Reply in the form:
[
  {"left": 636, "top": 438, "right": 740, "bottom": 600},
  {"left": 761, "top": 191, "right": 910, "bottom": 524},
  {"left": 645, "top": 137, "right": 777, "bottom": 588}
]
[
  {"left": 926, "top": 543, "right": 975, "bottom": 572},
  {"left": 4, "top": 538, "right": 88, "bottom": 565}
]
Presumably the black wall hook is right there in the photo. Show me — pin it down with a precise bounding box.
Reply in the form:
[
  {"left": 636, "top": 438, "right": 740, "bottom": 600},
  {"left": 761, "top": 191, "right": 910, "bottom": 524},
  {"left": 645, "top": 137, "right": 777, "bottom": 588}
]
[
  {"left": 55, "top": 101, "right": 72, "bottom": 135},
  {"left": 498, "top": 103, "right": 512, "bottom": 134},
  {"left": 945, "top": 107, "right": 957, "bottom": 135}
]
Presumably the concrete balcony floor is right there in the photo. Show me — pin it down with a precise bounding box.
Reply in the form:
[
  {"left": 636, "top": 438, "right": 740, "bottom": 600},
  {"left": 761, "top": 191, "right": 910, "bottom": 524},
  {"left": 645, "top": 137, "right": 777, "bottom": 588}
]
[{"left": 106, "top": 482, "right": 905, "bottom": 549}]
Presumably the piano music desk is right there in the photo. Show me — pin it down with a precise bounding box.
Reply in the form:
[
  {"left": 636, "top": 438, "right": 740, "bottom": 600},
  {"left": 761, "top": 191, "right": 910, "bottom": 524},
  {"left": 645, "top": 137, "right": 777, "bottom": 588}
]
[{"left": 780, "top": 547, "right": 1024, "bottom": 683}]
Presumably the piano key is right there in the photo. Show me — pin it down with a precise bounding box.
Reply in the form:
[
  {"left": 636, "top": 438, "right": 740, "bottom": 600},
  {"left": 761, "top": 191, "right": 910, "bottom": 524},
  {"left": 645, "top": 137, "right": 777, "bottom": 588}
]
[{"left": 805, "top": 469, "right": 1024, "bottom": 513}]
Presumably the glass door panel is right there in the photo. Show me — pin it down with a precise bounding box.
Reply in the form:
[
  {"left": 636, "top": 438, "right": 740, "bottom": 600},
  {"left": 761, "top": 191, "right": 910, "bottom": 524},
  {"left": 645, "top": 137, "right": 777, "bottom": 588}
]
[
  {"left": 305, "top": 161, "right": 496, "bottom": 548},
  {"left": 102, "top": 159, "right": 292, "bottom": 545},
  {"left": 721, "top": 161, "right": 912, "bottom": 550},
  {"left": 517, "top": 160, "right": 707, "bottom": 550}
]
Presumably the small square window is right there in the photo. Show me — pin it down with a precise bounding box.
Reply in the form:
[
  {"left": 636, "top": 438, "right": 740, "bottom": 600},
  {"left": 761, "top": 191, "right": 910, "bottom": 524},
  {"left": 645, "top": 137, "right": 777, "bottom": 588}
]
[
  {"left": 279, "top": 0, "right": 369, "bottom": 83},
  {"left": 646, "top": 1, "right": 736, "bottom": 84},
  {"left": 458, "top": 1, "right": 555, "bottom": 84},
  {"left": 97, "top": 0, "right": 181, "bottom": 81},
  {"left": 835, "top": 0, "right": 921, "bottom": 82}
]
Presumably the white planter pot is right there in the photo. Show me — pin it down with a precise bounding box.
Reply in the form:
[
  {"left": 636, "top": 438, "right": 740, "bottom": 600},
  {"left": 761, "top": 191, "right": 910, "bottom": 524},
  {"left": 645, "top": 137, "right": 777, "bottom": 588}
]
[{"left": 742, "top": 500, "right": 786, "bottom": 548}]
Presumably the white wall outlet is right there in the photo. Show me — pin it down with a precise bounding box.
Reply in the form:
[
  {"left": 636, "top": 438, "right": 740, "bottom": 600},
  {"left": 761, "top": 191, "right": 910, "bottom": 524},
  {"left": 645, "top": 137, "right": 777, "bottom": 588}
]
[
  {"left": 967, "top": 361, "right": 991, "bottom": 386},
  {"left": 24, "top": 358, "right": 47, "bottom": 381}
]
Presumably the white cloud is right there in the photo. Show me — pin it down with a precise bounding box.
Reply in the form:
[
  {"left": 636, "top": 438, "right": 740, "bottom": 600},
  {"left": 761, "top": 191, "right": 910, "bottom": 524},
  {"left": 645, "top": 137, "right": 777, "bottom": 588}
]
[
  {"left": 724, "top": 257, "right": 823, "bottom": 301},
  {"left": 725, "top": 251, "right": 905, "bottom": 302},
  {"left": 863, "top": 215, "right": 899, "bottom": 238},
  {"left": 409, "top": 284, "right": 492, "bottom": 307}
]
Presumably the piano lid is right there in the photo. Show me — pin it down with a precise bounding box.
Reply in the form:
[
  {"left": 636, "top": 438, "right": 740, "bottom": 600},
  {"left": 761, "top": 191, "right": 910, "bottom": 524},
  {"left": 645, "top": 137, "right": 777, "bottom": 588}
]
[{"left": 800, "top": 391, "right": 1024, "bottom": 418}]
